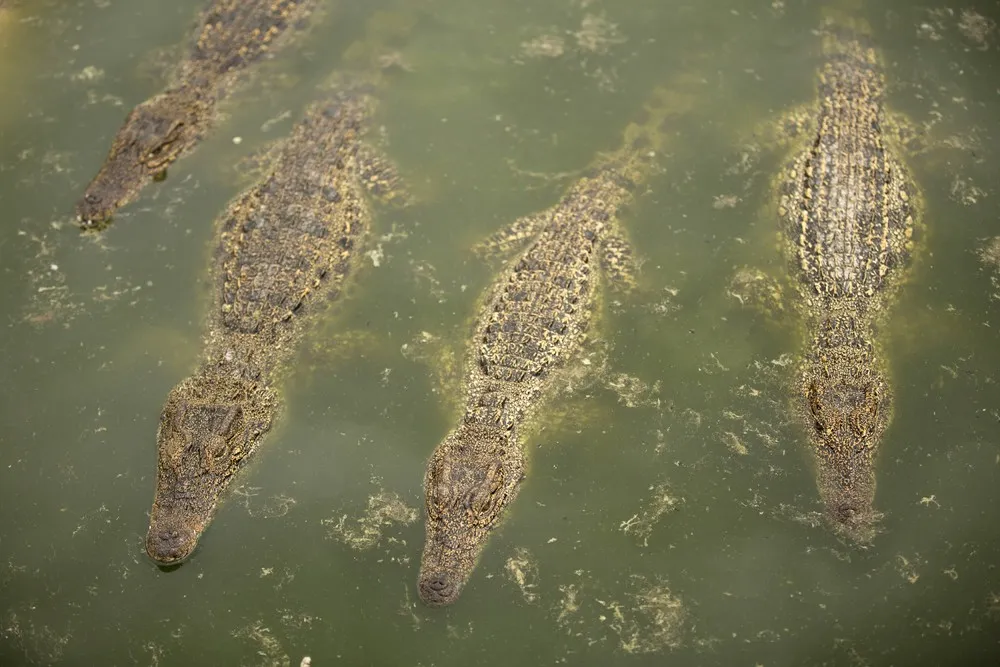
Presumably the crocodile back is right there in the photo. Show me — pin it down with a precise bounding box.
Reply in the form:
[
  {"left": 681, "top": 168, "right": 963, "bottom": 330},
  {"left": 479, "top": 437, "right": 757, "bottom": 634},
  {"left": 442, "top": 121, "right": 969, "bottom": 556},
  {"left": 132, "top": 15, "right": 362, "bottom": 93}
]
[
  {"left": 464, "top": 166, "right": 632, "bottom": 428},
  {"left": 780, "top": 36, "right": 916, "bottom": 301},
  {"left": 191, "top": 0, "right": 314, "bottom": 77},
  {"left": 217, "top": 95, "right": 370, "bottom": 339},
  {"left": 478, "top": 223, "right": 597, "bottom": 383}
]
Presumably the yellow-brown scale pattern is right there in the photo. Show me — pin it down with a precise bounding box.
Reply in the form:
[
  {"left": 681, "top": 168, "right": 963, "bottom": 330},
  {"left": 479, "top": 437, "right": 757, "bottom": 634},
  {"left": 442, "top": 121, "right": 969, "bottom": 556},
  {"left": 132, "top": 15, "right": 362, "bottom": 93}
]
[
  {"left": 777, "top": 25, "right": 920, "bottom": 542},
  {"left": 192, "top": 0, "right": 312, "bottom": 76},
  {"left": 417, "top": 83, "right": 696, "bottom": 607},
  {"left": 77, "top": 0, "right": 317, "bottom": 227},
  {"left": 146, "top": 92, "right": 405, "bottom": 565}
]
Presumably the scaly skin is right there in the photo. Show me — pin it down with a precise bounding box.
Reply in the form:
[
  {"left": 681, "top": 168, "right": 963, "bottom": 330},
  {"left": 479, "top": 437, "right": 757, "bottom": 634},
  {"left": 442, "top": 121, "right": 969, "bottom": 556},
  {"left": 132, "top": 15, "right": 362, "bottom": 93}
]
[
  {"left": 418, "top": 160, "right": 637, "bottom": 607},
  {"left": 77, "top": 0, "right": 316, "bottom": 228},
  {"left": 417, "top": 81, "right": 698, "bottom": 606},
  {"left": 777, "top": 22, "right": 918, "bottom": 542},
  {"left": 146, "top": 91, "right": 404, "bottom": 564}
]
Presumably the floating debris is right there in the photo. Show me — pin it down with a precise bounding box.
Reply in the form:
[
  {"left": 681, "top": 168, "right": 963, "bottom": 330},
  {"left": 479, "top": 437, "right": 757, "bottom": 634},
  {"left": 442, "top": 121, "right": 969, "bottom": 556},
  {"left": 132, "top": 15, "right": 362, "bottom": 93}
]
[
  {"left": 602, "top": 577, "right": 687, "bottom": 654},
  {"left": 574, "top": 14, "right": 625, "bottom": 54},
  {"left": 505, "top": 547, "right": 540, "bottom": 603},
  {"left": 605, "top": 373, "right": 661, "bottom": 409},
  {"left": 233, "top": 622, "right": 288, "bottom": 667},
  {"left": 712, "top": 193, "right": 740, "bottom": 209},
  {"left": 520, "top": 34, "right": 566, "bottom": 59},
  {"left": 322, "top": 486, "right": 417, "bottom": 551},
  {"left": 957, "top": 9, "right": 995, "bottom": 48},
  {"left": 620, "top": 482, "right": 683, "bottom": 547}
]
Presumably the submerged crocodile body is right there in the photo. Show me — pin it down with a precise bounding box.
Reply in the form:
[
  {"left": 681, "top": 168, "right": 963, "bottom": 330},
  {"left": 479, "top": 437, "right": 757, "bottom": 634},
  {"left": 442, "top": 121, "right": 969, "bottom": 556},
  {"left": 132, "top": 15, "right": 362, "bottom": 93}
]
[
  {"left": 146, "top": 91, "right": 402, "bottom": 564},
  {"left": 77, "top": 0, "right": 317, "bottom": 227},
  {"left": 777, "top": 25, "right": 918, "bottom": 541},
  {"left": 417, "top": 161, "right": 637, "bottom": 607},
  {"left": 417, "top": 83, "right": 697, "bottom": 607}
]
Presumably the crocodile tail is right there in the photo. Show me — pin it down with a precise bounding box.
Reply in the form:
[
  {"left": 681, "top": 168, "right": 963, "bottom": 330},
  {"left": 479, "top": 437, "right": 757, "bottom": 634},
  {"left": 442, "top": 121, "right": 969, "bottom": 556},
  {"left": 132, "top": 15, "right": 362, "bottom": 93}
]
[{"left": 819, "top": 8, "right": 876, "bottom": 56}]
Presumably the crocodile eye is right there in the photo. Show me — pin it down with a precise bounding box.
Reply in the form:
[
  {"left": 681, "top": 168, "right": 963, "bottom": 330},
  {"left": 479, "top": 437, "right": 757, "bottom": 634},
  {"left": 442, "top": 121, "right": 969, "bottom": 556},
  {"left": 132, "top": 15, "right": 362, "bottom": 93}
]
[
  {"left": 144, "top": 122, "right": 185, "bottom": 169},
  {"left": 848, "top": 413, "right": 867, "bottom": 437},
  {"left": 848, "top": 385, "right": 880, "bottom": 437},
  {"left": 806, "top": 382, "right": 827, "bottom": 433},
  {"left": 469, "top": 463, "right": 504, "bottom": 523},
  {"left": 426, "top": 460, "right": 450, "bottom": 519},
  {"left": 205, "top": 434, "right": 229, "bottom": 461},
  {"left": 215, "top": 406, "right": 242, "bottom": 437},
  {"left": 145, "top": 141, "right": 178, "bottom": 170},
  {"left": 473, "top": 488, "right": 498, "bottom": 514},
  {"left": 159, "top": 402, "right": 191, "bottom": 456},
  {"left": 434, "top": 481, "right": 451, "bottom": 509},
  {"left": 485, "top": 461, "right": 503, "bottom": 493},
  {"left": 469, "top": 491, "right": 501, "bottom": 526}
]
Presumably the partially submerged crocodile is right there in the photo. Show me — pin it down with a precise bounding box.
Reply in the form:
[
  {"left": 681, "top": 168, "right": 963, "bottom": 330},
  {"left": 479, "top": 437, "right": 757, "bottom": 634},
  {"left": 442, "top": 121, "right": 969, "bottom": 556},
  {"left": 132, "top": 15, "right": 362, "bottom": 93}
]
[
  {"left": 775, "top": 21, "right": 919, "bottom": 541},
  {"left": 418, "top": 86, "right": 694, "bottom": 607},
  {"left": 77, "top": 0, "right": 317, "bottom": 228},
  {"left": 146, "top": 90, "right": 404, "bottom": 564}
]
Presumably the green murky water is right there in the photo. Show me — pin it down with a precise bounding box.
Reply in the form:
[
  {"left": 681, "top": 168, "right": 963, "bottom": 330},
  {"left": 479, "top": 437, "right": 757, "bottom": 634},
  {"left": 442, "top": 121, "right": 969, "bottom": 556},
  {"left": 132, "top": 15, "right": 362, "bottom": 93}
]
[{"left": 2, "top": 0, "right": 999, "bottom": 664}]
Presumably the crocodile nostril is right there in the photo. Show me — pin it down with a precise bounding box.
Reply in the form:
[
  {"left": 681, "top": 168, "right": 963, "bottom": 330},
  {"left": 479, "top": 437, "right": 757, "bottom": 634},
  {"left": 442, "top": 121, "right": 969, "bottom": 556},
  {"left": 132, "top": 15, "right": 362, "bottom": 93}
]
[
  {"left": 418, "top": 575, "right": 454, "bottom": 607},
  {"left": 837, "top": 504, "right": 857, "bottom": 522},
  {"left": 159, "top": 530, "right": 180, "bottom": 543},
  {"left": 146, "top": 524, "right": 196, "bottom": 564},
  {"left": 84, "top": 193, "right": 100, "bottom": 205}
]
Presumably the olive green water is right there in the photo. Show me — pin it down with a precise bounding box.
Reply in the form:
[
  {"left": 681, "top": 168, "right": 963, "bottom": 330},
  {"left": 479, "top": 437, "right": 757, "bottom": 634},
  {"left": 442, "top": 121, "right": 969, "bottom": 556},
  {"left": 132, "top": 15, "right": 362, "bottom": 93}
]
[{"left": 2, "top": 0, "right": 1000, "bottom": 665}]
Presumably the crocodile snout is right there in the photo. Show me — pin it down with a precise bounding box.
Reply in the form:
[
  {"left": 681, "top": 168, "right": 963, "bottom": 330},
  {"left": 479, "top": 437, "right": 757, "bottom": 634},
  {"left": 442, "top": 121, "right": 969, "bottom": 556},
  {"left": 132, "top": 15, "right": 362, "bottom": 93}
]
[
  {"left": 418, "top": 573, "right": 457, "bottom": 607},
  {"left": 145, "top": 524, "right": 197, "bottom": 565},
  {"left": 76, "top": 189, "right": 117, "bottom": 228}
]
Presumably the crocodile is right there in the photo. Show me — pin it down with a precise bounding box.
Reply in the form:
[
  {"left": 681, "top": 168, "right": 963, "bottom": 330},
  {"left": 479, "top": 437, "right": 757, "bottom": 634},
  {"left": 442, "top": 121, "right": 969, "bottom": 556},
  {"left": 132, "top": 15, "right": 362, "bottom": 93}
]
[
  {"left": 774, "top": 21, "right": 919, "bottom": 541},
  {"left": 417, "top": 85, "right": 696, "bottom": 607},
  {"left": 145, "top": 89, "right": 405, "bottom": 565},
  {"left": 76, "top": 0, "right": 317, "bottom": 228}
]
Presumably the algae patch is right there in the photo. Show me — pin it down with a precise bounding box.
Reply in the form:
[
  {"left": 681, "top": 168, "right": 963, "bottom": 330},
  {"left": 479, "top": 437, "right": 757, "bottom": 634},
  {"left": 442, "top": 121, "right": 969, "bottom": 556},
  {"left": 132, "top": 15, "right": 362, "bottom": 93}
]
[
  {"left": 957, "top": 9, "right": 995, "bottom": 48},
  {"left": 551, "top": 572, "right": 687, "bottom": 654},
  {"left": 1, "top": 609, "right": 72, "bottom": 666},
  {"left": 977, "top": 237, "right": 1000, "bottom": 302},
  {"left": 505, "top": 547, "right": 541, "bottom": 604},
  {"left": 620, "top": 482, "right": 683, "bottom": 547},
  {"left": 605, "top": 373, "right": 661, "bottom": 409},
  {"left": 233, "top": 621, "right": 289, "bottom": 667},
  {"left": 607, "top": 578, "right": 687, "bottom": 654},
  {"left": 322, "top": 483, "right": 417, "bottom": 552}
]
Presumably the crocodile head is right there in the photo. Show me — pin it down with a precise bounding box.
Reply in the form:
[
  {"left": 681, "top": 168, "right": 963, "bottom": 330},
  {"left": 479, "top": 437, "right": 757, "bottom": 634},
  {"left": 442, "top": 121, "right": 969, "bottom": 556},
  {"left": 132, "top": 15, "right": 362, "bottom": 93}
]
[
  {"left": 146, "top": 375, "right": 272, "bottom": 565},
  {"left": 806, "top": 370, "right": 890, "bottom": 542},
  {"left": 418, "top": 425, "right": 523, "bottom": 607},
  {"left": 77, "top": 87, "right": 207, "bottom": 227}
]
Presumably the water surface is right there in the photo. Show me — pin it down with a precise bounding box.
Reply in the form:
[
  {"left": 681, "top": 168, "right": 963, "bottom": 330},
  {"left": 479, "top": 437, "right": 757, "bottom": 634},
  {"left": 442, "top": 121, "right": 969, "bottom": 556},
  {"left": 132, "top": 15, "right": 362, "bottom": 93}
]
[{"left": 1, "top": 0, "right": 999, "bottom": 665}]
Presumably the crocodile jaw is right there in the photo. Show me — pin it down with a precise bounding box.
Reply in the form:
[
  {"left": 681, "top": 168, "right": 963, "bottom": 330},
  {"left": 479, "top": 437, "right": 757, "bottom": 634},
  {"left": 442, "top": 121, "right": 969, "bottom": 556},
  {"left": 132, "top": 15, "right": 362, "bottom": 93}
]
[
  {"left": 145, "top": 453, "right": 229, "bottom": 565},
  {"left": 145, "top": 376, "right": 269, "bottom": 565},
  {"left": 418, "top": 425, "right": 524, "bottom": 607},
  {"left": 418, "top": 513, "right": 507, "bottom": 607},
  {"left": 76, "top": 140, "right": 144, "bottom": 227},
  {"left": 815, "top": 458, "right": 880, "bottom": 543},
  {"left": 145, "top": 502, "right": 204, "bottom": 565},
  {"left": 807, "top": 374, "right": 888, "bottom": 544}
]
